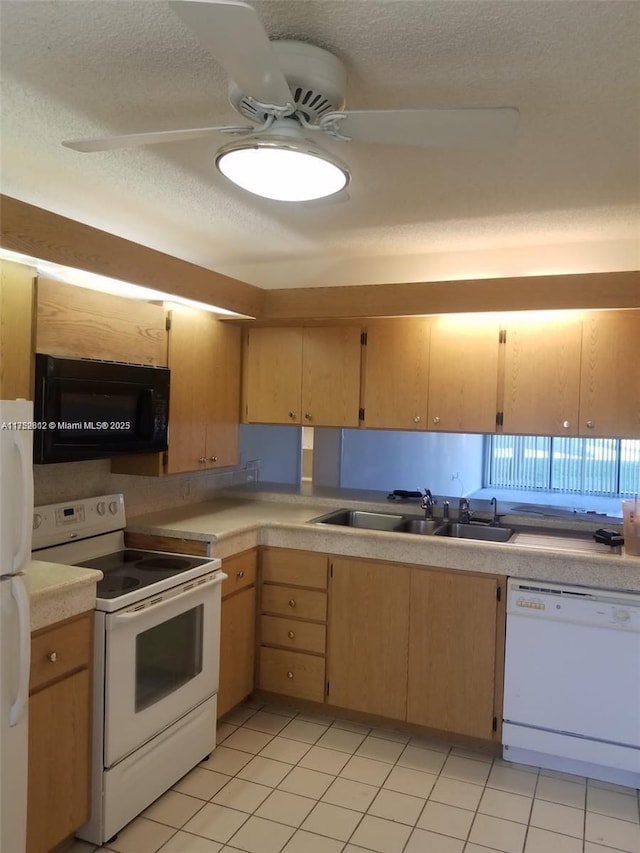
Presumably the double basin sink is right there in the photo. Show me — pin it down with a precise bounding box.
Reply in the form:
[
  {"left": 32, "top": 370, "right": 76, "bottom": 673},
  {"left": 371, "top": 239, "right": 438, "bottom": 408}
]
[{"left": 311, "top": 509, "right": 514, "bottom": 543}]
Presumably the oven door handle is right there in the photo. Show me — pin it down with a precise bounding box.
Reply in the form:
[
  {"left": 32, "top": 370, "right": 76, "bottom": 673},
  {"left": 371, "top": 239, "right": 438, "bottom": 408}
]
[{"left": 108, "top": 572, "right": 227, "bottom": 624}]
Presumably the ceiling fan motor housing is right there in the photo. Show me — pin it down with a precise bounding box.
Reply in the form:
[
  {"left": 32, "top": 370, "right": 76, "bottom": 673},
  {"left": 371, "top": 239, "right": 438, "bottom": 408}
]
[{"left": 228, "top": 40, "right": 347, "bottom": 124}]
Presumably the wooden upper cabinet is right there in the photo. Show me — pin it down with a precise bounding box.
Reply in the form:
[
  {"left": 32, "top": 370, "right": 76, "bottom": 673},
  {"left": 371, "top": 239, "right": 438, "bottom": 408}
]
[
  {"left": 501, "top": 317, "right": 582, "bottom": 436},
  {"left": 301, "top": 326, "right": 361, "bottom": 427},
  {"left": 244, "top": 327, "right": 303, "bottom": 424},
  {"left": 362, "top": 318, "right": 430, "bottom": 430},
  {"left": 243, "top": 325, "right": 361, "bottom": 427},
  {"left": 428, "top": 319, "right": 500, "bottom": 433},
  {"left": 579, "top": 311, "right": 640, "bottom": 438},
  {"left": 0, "top": 260, "right": 35, "bottom": 400},
  {"left": 36, "top": 277, "right": 167, "bottom": 365},
  {"left": 206, "top": 317, "right": 241, "bottom": 467}
]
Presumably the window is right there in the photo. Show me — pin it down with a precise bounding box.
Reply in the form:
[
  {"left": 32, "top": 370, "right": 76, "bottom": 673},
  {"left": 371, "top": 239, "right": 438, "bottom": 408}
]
[{"left": 486, "top": 436, "right": 640, "bottom": 497}]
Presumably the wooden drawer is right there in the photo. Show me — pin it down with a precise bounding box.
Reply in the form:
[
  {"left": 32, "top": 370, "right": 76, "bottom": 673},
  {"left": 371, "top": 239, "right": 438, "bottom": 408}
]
[
  {"left": 30, "top": 613, "right": 92, "bottom": 693},
  {"left": 259, "top": 647, "right": 326, "bottom": 702},
  {"left": 222, "top": 549, "right": 258, "bottom": 599},
  {"left": 261, "top": 615, "right": 326, "bottom": 654},
  {"left": 262, "top": 548, "right": 328, "bottom": 589},
  {"left": 261, "top": 585, "right": 327, "bottom": 622}
]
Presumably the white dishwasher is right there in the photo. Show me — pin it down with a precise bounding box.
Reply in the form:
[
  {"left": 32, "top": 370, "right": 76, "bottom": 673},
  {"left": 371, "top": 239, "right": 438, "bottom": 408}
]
[{"left": 503, "top": 578, "right": 640, "bottom": 788}]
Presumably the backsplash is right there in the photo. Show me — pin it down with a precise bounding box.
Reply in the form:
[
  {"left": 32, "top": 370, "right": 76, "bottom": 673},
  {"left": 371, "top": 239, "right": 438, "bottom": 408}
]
[{"left": 33, "top": 459, "right": 259, "bottom": 518}]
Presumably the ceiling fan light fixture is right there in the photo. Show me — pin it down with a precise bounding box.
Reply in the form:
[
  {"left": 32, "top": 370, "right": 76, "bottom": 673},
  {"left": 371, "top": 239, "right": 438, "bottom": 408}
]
[{"left": 215, "top": 135, "right": 350, "bottom": 202}]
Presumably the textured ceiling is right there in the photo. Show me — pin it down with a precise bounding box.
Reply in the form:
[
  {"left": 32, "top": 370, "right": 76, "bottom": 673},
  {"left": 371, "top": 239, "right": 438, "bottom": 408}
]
[{"left": 1, "top": 0, "right": 639, "bottom": 289}]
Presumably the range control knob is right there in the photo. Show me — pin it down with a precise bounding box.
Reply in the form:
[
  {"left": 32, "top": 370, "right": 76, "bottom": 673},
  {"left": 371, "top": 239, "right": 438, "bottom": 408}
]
[
  {"left": 108, "top": 501, "right": 118, "bottom": 515},
  {"left": 614, "top": 610, "right": 631, "bottom": 623},
  {"left": 33, "top": 513, "right": 42, "bottom": 530},
  {"left": 97, "top": 502, "right": 107, "bottom": 516}
]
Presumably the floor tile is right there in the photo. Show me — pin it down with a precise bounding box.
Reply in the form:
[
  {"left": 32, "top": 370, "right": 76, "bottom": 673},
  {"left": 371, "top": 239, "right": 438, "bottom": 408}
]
[
  {"left": 404, "top": 827, "right": 465, "bottom": 852},
  {"left": 584, "top": 843, "right": 638, "bottom": 853},
  {"left": 316, "top": 727, "right": 366, "bottom": 754},
  {"left": 524, "top": 826, "right": 582, "bottom": 853},
  {"left": 296, "top": 710, "right": 336, "bottom": 725},
  {"left": 279, "top": 719, "right": 329, "bottom": 744},
  {"left": 281, "top": 829, "right": 345, "bottom": 852},
  {"left": 529, "top": 798, "right": 584, "bottom": 838},
  {"left": 397, "top": 744, "right": 447, "bottom": 774},
  {"left": 417, "top": 800, "right": 474, "bottom": 839},
  {"left": 211, "top": 778, "right": 272, "bottom": 812},
  {"left": 222, "top": 728, "right": 274, "bottom": 754},
  {"left": 157, "top": 832, "right": 223, "bottom": 853},
  {"left": 339, "top": 755, "right": 392, "bottom": 786},
  {"left": 367, "top": 788, "right": 425, "bottom": 825},
  {"left": 585, "top": 811, "right": 640, "bottom": 852},
  {"left": 322, "top": 777, "right": 379, "bottom": 812},
  {"left": 216, "top": 723, "right": 237, "bottom": 744},
  {"left": 348, "top": 814, "right": 412, "bottom": 853},
  {"left": 408, "top": 734, "right": 451, "bottom": 754},
  {"left": 143, "top": 789, "right": 205, "bottom": 828},
  {"left": 172, "top": 768, "right": 231, "bottom": 800},
  {"left": 383, "top": 765, "right": 437, "bottom": 798},
  {"left": 441, "top": 755, "right": 491, "bottom": 786},
  {"left": 355, "top": 736, "right": 405, "bottom": 765},
  {"left": 243, "top": 711, "right": 290, "bottom": 735},
  {"left": 487, "top": 765, "right": 538, "bottom": 797},
  {"left": 587, "top": 778, "right": 637, "bottom": 795},
  {"left": 468, "top": 813, "right": 527, "bottom": 853},
  {"left": 587, "top": 786, "right": 640, "bottom": 822},
  {"left": 204, "top": 747, "right": 253, "bottom": 776},
  {"left": 258, "top": 703, "right": 298, "bottom": 719},
  {"left": 66, "top": 842, "right": 97, "bottom": 853},
  {"left": 429, "top": 776, "right": 485, "bottom": 811},
  {"left": 278, "top": 766, "right": 336, "bottom": 799},
  {"left": 255, "top": 790, "right": 317, "bottom": 827},
  {"left": 259, "top": 736, "right": 312, "bottom": 765},
  {"left": 370, "top": 727, "right": 410, "bottom": 744},
  {"left": 331, "top": 718, "right": 372, "bottom": 734},
  {"left": 222, "top": 706, "right": 256, "bottom": 726},
  {"left": 182, "top": 803, "right": 248, "bottom": 843},
  {"left": 449, "top": 746, "right": 493, "bottom": 763},
  {"left": 237, "top": 755, "right": 292, "bottom": 787},
  {"left": 478, "top": 787, "right": 532, "bottom": 824},
  {"left": 107, "top": 817, "right": 175, "bottom": 853},
  {"left": 226, "top": 815, "right": 295, "bottom": 853},
  {"left": 534, "top": 774, "right": 586, "bottom": 809},
  {"left": 299, "top": 745, "right": 351, "bottom": 774},
  {"left": 301, "top": 801, "right": 362, "bottom": 840}
]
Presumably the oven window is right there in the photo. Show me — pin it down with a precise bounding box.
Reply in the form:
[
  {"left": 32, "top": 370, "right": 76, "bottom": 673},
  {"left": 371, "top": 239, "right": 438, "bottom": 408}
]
[{"left": 135, "top": 605, "right": 203, "bottom": 712}]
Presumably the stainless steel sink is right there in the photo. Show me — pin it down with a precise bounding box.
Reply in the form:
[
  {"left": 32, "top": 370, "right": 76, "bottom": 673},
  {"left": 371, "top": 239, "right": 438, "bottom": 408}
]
[
  {"left": 434, "top": 522, "right": 514, "bottom": 542},
  {"left": 311, "top": 509, "right": 406, "bottom": 531},
  {"left": 394, "top": 518, "right": 445, "bottom": 536}
]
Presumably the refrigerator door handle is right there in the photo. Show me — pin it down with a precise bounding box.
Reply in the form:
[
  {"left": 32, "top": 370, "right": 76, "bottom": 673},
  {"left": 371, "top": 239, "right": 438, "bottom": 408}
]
[
  {"left": 13, "top": 428, "right": 34, "bottom": 573},
  {"left": 9, "top": 576, "right": 31, "bottom": 727}
]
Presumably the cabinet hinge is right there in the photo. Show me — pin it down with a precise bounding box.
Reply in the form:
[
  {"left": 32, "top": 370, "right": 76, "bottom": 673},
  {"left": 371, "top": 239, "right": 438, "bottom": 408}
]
[
  {"left": 329, "top": 561, "right": 333, "bottom": 578},
  {"left": 165, "top": 314, "right": 172, "bottom": 331},
  {"left": 497, "top": 586, "right": 502, "bottom": 602},
  {"left": 360, "top": 331, "right": 368, "bottom": 346},
  {"left": 492, "top": 716, "right": 498, "bottom": 732},
  {"left": 499, "top": 329, "right": 507, "bottom": 344},
  {"left": 358, "top": 407, "right": 365, "bottom": 421},
  {"left": 495, "top": 411, "right": 504, "bottom": 427},
  {"left": 326, "top": 680, "right": 330, "bottom": 697}
]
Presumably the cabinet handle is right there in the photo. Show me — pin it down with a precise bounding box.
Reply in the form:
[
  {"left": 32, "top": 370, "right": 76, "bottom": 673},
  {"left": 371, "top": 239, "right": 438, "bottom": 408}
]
[
  {"left": 209, "top": 456, "right": 218, "bottom": 462},
  {"left": 413, "top": 416, "right": 421, "bottom": 424},
  {"left": 198, "top": 457, "right": 207, "bottom": 463},
  {"left": 562, "top": 421, "right": 570, "bottom": 430},
  {"left": 287, "top": 630, "right": 295, "bottom": 639},
  {"left": 287, "top": 671, "right": 294, "bottom": 679},
  {"left": 432, "top": 416, "right": 440, "bottom": 425},
  {"left": 304, "top": 413, "right": 312, "bottom": 421},
  {"left": 288, "top": 599, "right": 296, "bottom": 608},
  {"left": 237, "top": 570, "right": 245, "bottom": 578},
  {"left": 288, "top": 411, "right": 297, "bottom": 420},
  {"left": 586, "top": 421, "right": 594, "bottom": 429},
  {"left": 47, "top": 652, "right": 57, "bottom": 663}
]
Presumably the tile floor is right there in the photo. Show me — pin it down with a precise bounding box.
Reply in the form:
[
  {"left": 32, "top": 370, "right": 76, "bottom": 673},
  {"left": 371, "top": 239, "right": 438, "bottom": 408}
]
[{"left": 68, "top": 699, "right": 640, "bottom": 853}]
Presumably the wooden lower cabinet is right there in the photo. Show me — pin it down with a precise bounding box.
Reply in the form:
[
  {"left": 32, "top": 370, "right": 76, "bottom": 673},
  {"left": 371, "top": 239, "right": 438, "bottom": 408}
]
[
  {"left": 406, "top": 568, "right": 505, "bottom": 740},
  {"left": 217, "top": 550, "right": 258, "bottom": 718},
  {"left": 27, "top": 612, "right": 92, "bottom": 853},
  {"left": 327, "top": 557, "right": 410, "bottom": 721}
]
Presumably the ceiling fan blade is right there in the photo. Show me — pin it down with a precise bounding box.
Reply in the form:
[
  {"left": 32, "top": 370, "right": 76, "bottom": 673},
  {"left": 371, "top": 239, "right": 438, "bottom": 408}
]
[
  {"left": 329, "top": 108, "right": 520, "bottom": 150},
  {"left": 62, "top": 125, "right": 254, "bottom": 152},
  {"left": 169, "top": 0, "right": 293, "bottom": 108}
]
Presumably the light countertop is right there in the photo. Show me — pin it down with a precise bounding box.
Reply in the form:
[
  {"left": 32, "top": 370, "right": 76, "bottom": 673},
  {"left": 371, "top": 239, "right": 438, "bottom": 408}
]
[{"left": 26, "top": 560, "right": 102, "bottom": 631}]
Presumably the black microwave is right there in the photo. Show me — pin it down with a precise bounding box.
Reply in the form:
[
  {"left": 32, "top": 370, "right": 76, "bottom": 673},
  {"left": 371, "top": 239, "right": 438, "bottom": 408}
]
[{"left": 33, "top": 354, "right": 170, "bottom": 463}]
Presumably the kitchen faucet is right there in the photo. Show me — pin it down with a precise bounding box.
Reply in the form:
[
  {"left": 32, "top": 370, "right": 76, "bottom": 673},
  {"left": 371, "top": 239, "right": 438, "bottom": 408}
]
[
  {"left": 421, "top": 489, "right": 437, "bottom": 519},
  {"left": 490, "top": 496, "right": 499, "bottom": 526},
  {"left": 459, "top": 497, "right": 471, "bottom": 524}
]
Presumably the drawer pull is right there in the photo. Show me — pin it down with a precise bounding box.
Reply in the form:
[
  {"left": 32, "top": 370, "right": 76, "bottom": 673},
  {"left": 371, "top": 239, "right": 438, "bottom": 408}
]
[
  {"left": 288, "top": 630, "right": 295, "bottom": 639},
  {"left": 287, "top": 671, "right": 294, "bottom": 679},
  {"left": 47, "top": 652, "right": 58, "bottom": 663},
  {"left": 237, "top": 570, "right": 245, "bottom": 578},
  {"left": 288, "top": 599, "right": 296, "bottom": 608}
]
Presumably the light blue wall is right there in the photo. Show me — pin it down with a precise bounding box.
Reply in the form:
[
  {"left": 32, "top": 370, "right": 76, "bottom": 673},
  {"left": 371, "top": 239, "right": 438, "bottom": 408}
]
[{"left": 239, "top": 424, "right": 301, "bottom": 484}]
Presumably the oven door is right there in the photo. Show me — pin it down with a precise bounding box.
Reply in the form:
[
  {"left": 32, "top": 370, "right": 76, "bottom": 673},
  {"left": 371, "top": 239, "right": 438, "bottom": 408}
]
[{"left": 103, "top": 573, "right": 223, "bottom": 768}]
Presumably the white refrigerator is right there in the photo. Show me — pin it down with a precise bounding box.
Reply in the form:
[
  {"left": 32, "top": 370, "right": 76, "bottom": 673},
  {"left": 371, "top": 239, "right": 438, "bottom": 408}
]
[{"left": 0, "top": 400, "right": 34, "bottom": 853}]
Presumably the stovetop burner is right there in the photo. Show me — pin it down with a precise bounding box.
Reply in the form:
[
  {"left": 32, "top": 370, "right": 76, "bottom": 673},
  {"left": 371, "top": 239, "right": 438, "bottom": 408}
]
[
  {"left": 135, "top": 556, "right": 192, "bottom": 571},
  {"left": 100, "top": 575, "right": 141, "bottom": 594}
]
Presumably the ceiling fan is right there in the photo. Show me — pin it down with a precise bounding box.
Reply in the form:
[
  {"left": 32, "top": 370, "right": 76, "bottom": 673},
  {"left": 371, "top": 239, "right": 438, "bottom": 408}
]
[{"left": 62, "top": 0, "right": 519, "bottom": 202}]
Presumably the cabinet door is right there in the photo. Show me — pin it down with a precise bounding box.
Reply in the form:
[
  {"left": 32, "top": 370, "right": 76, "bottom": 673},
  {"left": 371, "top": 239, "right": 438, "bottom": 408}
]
[
  {"left": 0, "top": 260, "right": 35, "bottom": 400},
  {"left": 244, "top": 327, "right": 303, "bottom": 424},
  {"left": 363, "top": 319, "right": 430, "bottom": 430},
  {"left": 27, "top": 669, "right": 91, "bottom": 853},
  {"left": 579, "top": 311, "right": 640, "bottom": 438},
  {"left": 502, "top": 318, "right": 582, "bottom": 436},
  {"left": 327, "top": 558, "right": 410, "bottom": 720},
  {"left": 428, "top": 319, "right": 500, "bottom": 433},
  {"left": 218, "top": 585, "right": 256, "bottom": 718},
  {"left": 301, "top": 327, "right": 362, "bottom": 427},
  {"left": 407, "top": 569, "right": 501, "bottom": 740},
  {"left": 205, "top": 316, "right": 241, "bottom": 467}
]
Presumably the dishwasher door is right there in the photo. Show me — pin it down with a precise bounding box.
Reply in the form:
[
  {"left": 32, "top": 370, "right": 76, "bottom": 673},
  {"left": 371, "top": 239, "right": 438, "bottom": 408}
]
[{"left": 503, "top": 580, "right": 640, "bottom": 749}]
